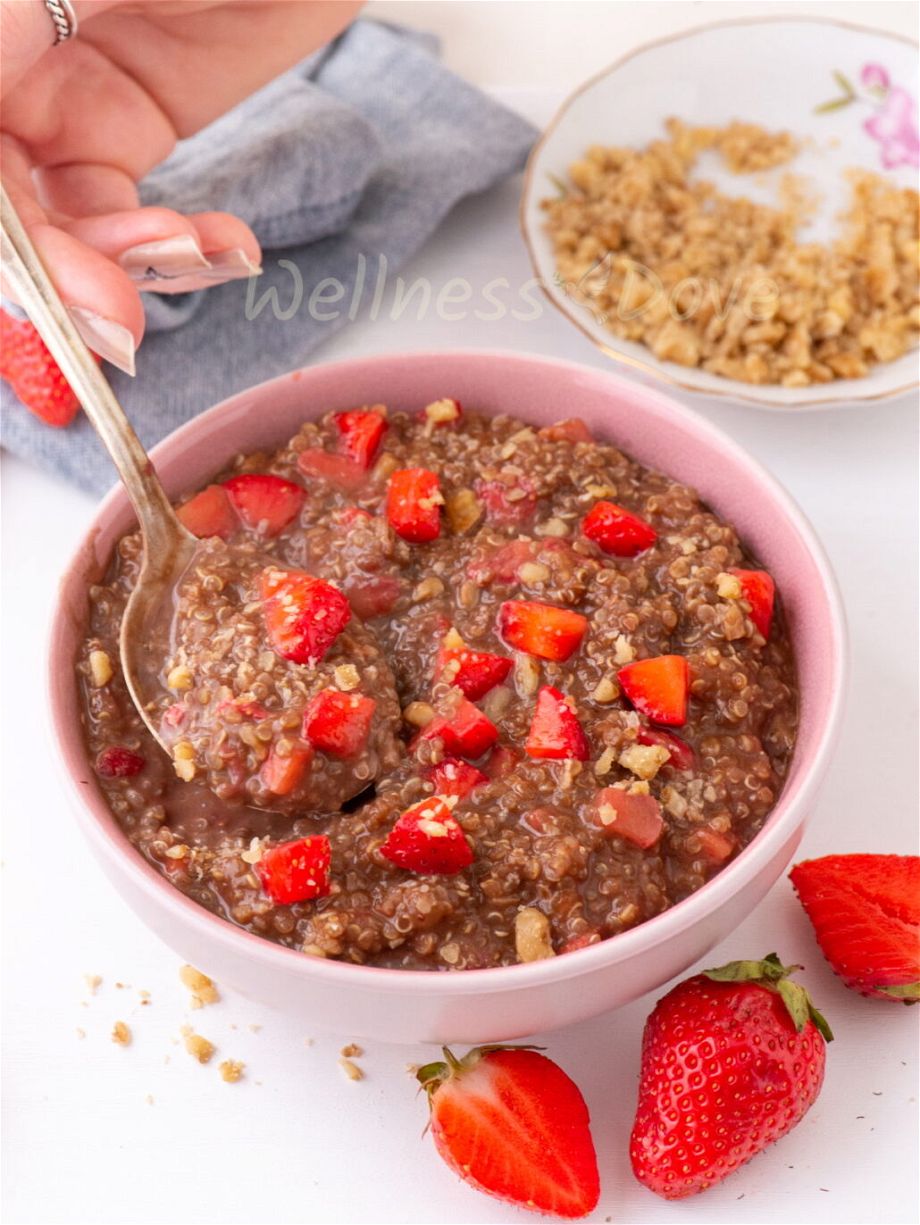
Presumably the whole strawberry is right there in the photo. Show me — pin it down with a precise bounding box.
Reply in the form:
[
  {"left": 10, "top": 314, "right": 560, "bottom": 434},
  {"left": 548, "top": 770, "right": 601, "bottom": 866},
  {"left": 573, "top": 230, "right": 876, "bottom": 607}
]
[
  {"left": 0, "top": 309, "right": 81, "bottom": 427},
  {"left": 790, "top": 854, "right": 920, "bottom": 1002},
  {"left": 417, "top": 1045, "right": 600, "bottom": 1219},
  {"left": 630, "top": 954, "right": 832, "bottom": 1199}
]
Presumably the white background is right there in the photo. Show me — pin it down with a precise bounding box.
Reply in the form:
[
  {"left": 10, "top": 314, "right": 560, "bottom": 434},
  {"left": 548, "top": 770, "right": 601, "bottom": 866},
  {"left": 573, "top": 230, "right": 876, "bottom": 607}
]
[{"left": 2, "top": 3, "right": 918, "bottom": 1224}]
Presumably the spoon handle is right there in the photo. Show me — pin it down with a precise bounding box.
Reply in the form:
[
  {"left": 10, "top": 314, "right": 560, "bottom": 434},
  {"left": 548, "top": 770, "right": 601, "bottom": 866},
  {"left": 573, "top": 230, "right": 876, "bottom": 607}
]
[{"left": 0, "top": 185, "right": 183, "bottom": 556}]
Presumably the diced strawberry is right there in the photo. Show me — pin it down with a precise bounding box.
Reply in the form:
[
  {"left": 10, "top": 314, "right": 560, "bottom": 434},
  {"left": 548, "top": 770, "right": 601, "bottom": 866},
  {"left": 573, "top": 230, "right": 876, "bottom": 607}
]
[
  {"left": 161, "top": 703, "right": 187, "bottom": 729},
  {"left": 729, "top": 568, "right": 776, "bottom": 640},
  {"left": 258, "top": 567, "right": 351, "bottom": 665},
  {"left": 303, "top": 689, "right": 376, "bottom": 758},
  {"left": 414, "top": 698, "right": 499, "bottom": 761},
  {"left": 475, "top": 477, "right": 538, "bottom": 527},
  {"left": 426, "top": 757, "right": 489, "bottom": 799},
  {"left": 386, "top": 467, "right": 442, "bottom": 543},
  {"left": 590, "top": 788, "right": 664, "bottom": 848},
  {"left": 176, "top": 484, "right": 238, "bottom": 541},
  {"left": 379, "top": 797, "right": 474, "bottom": 875},
  {"left": 421, "top": 398, "right": 462, "bottom": 427},
  {"left": 333, "top": 409, "right": 387, "bottom": 469},
  {"left": 0, "top": 309, "right": 84, "bottom": 427},
  {"left": 560, "top": 930, "right": 602, "bottom": 954},
  {"left": 436, "top": 639, "right": 512, "bottom": 700},
  {"left": 582, "top": 500, "right": 657, "bottom": 557},
  {"left": 466, "top": 539, "right": 536, "bottom": 585},
  {"left": 261, "top": 741, "right": 314, "bottom": 796},
  {"left": 484, "top": 744, "right": 523, "bottom": 779},
  {"left": 344, "top": 574, "right": 404, "bottom": 619},
  {"left": 256, "top": 836, "right": 331, "bottom": 904},
  {"left": 525, "top": 686, "right": 590, "bottom": 760},
  {"left": 636, "top": 725, "right": 696, "bottom": 772},
  {"left": 216, "top": 696, "right": 270, "bottom": 722},
  {"left": 538, "top": 418, "right": 593, "bottom": 444},
  {"left": 618, "top": 655, "right": 689, "bottom": 726},
  {"left": 222, "top": 473, "right": 305, "bottom": 537},
  {"left": 297, "top": 447, "right": 367, "bottom": 493},
  {"left": 333, "top": 506, "right": 373, "bottom": 528},
  {"left": 695, "top": 827, "right": 736, "bottom": 864},
  {"left": 498, "top": 600, "right": 588, "bottom": 662},
  {"left": 95, "top": 746, "right": 145, "bottom": 778}
]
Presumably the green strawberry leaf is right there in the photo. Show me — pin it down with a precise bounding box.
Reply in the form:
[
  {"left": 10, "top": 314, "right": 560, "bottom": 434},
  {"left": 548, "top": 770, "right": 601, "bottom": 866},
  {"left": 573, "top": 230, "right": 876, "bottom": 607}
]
[
  {"left": 704, "top": 953, "right": 833, "bottom": 1042},
  {"left": 877, "top": 982, "right": 920, "bottom": 1003}
]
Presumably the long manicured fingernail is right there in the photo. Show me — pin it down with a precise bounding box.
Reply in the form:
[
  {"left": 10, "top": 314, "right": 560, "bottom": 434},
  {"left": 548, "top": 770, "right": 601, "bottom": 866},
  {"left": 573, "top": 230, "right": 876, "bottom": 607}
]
[
  {"left": 118, "top": 235, "right": 210, "bottom": 283},
  {"left": 68, "top": 307, "right": 136, "bottom": 377},
  {"left": 200, "top": 249, "right": 262, "bottom": 280}
]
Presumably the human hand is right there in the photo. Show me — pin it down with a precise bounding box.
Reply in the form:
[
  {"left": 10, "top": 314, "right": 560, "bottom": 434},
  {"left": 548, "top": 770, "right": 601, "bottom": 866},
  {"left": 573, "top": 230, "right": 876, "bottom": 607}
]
[{"left": 1, "top": 0, "right": 361, "bottom": 372}]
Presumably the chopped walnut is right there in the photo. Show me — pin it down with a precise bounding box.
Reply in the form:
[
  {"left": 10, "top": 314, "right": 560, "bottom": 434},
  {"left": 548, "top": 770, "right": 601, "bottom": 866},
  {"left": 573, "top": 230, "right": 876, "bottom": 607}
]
[
  {"left": 89, "top": 650, "right": 113, "bottom": 687},
  {"left": 218, "top": 1059, "right": 245, "bottom": 1083},
  {"left": 619, "top": 743, "right": 671, "bottom": 780},
  {"left": 111, "top": 1021, "right": 131, "bottom": 1046},
  {"left": 166, "top": 664, "right": 193, "bottom": 691},
  {"left": 179, "top": 964, "right": 220, "bottom": 1008},
  {"left": 423, "top": 397, "right": 461, "bottom": 425},
  {"left": 339, "top": 1058, "right": 365, "bottom": 1081},
  {"left": 445, "top": 488, "right": 483, "bottom": 535},
  {"left": 514, "top": 907, "right": 556, "bottom": 963},
  {"left": 334, "top": 663, "right": 360, "bottom": 691},
  {"left": 716, "top": 572, "right": 743, "bottom": 600},
  {"left": 182, "top": 1029, "right": 216, "bottom": 1063},
  {"left": 591, "top": 676, "right": 618, "bottom": 703},
  {"left": 340, "top": 1043, "right": 364, "bottom": 1058}
]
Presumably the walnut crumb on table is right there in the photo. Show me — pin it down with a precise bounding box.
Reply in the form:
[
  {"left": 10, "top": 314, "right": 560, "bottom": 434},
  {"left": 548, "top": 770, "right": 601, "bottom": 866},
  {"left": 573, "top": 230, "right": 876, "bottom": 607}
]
[
  {"left": 339, "top": 1058, "right": 365, "bottom": 1081},
  {"left": 111, "top": 1021, "right": 131, "bottom": 1046},
  {"left": 181, "top": 1027, "right": 216, "bottom": 1063},
  {"left": 179, "top": 964, "right": 220, "bottom": 1008},
  {"left": 340, "top": 1043, "right": 363, "bottom": 1058},
  {"left": 218, "top": 1060, "right": 245, "bottom": 1084}
]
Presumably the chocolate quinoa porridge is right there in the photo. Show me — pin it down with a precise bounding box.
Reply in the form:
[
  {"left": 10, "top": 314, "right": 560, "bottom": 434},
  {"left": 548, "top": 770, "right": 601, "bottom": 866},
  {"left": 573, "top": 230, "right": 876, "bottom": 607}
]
[{"left": 78, "top": 400, "right": 798, "bottom": 970}]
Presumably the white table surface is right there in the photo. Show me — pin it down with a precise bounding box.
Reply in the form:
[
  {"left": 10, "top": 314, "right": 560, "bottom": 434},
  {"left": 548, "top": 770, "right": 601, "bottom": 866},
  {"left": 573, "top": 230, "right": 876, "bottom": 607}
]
[{"left": 3, "top": 5, "right": 918, "bottom": 1223}]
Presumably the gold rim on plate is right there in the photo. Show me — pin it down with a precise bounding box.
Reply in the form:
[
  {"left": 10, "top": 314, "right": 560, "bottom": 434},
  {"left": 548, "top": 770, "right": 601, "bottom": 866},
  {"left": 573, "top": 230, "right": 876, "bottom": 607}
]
[{"left": 519, "top": 13, "right": 920, "bottom": 411}]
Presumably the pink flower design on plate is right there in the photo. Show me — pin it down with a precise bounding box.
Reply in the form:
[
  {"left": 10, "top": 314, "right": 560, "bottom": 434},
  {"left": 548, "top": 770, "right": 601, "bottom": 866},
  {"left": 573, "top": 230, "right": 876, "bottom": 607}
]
[
  {"left": 860, "top": 63, "right": 891, "bottom": 91},
  {"left": 864, "top": 87, "right": 920, "bottom": 169}
]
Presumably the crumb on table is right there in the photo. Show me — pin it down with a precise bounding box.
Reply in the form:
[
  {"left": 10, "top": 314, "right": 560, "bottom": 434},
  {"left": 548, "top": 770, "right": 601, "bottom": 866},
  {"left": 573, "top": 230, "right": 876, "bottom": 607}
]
[
  {"left": 111, "top": 1021, "right": 131, "bottom": 1046},
  {"left": 219, "top": 1059, "right": 245, "bottom": 1083},
  {"left": 179, "top": 964, "right": 220, "bottom": 1008}
]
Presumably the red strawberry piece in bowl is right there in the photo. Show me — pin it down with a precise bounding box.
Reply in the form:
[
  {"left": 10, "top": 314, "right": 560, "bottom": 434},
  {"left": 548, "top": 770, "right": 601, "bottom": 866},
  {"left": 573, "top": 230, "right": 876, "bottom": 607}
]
[
  {"left": 630, "top": 953, "right": 832, "bottom": 1199},
  {"left": 729, "top": 568, "right": 776, "bottom": 639},
  {"left": 589, "top": 787, "right": 663, "bottom": 848},
  {"left": 260, "top": 741, "right": 314, "bottom": 797},
  {"left": 538, "top": 417, "right": 593, "bottom": 443},
  {"left": 436, "top": 630, "right": 512, "bottom": 700},
  {"left": 386, "top": 467, "right": 443, "bottom": 542},
  {"left": 425, "top": 757, "right": 489, "bottom": 799},
  {"left": 498, "top": 600, "right": 588, "bottom": 662},
  {"left": 303, "top": 689, "right": 376, "bottom": 759},
  {"left": 333, "top": 408, "right": 388, "bottom": 468},
  {"left": 416, "top": 1045, "right": 600, "bottom": 1218},
  {"left": 297, "top": 447, "right": 368, "bottom": 493},
  {"left": 95, "top": 746, "right": 146, "bottom": 779},
  {"left": 413, "top": 697, "right": 499, "bottom": 762},
  {"left": 380, "top": 797, "right": 474, "bottom": 875},
  {"left": 618, "top": 654, "right": 689, "bottom": 725},
  {"left": 526, "top": 686, "right": 589, "bottom": 760},
  {"left": 256, "top": 836, "right": 331, "bottom": 905},
  {"left": 582, "top": 500, "right": 657, "bottom": 557},
  {"left": 222, "top": 473, "right": 305, "bottom": 537},
  {"left": 475, "top": 475, "right": 538, "bottom": 527},
  {"left": 790, "top": 854, "right": 920, "bottom": 1002},
  {"left": 258, "top": 567, "right": 351, "bottom": 666},
  {"left": 176, "top": 484, "right": 239, "bottom": 541}
]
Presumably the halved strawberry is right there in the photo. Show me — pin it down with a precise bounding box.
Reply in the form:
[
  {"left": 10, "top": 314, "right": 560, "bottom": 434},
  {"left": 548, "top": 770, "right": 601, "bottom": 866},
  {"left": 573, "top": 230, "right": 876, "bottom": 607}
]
[
  {"left": 729, "top": 568, "right": 775, "bottom": 640},
  {"left": 258, "top": 567, "right": 351, "bottom": 665},
  {"left": 297, "top": 448, "right": 367, "bottom": 493},
  {"left": 380, "top": 797, "right": 473, "bottom": 874},
  {"left": 0, "top": 309, "right": 83, "bottom": 427},
  {"left": 590, "top": 788, "right": 664, "bottom": 848},
  {"left": 582, "top": 500, "right": 657, "bottom": 557},
  {"left": 344, "top": 574, "right": 404, "bottom": 620},
  {"left": 413, "top": 698, "right": 499, "bottom": 761},
  {"left": 498, "top": 600, "right": 588, "bottom": 662},
  {"left": 436, "top": 636, "right": 512, "bottom": 700},
  {"left": 636, "top": 725, "right": 696, "bottom": 772},
  {"left": 261, "top": 741, "right": 314, "bottom": 796},
  {"left": 538, "top": 418, "right": 593, "bottom": 444},
  {"left": 526, "top": 686, "right": 589, "bottom": 760},
  {"left": 176, "top": 484, "right": 239, "bottom": 540},
  {"left": 386, "top": 467, "right": 442, "bottom": 543},
  {"left": 790, "top": 854, "right": 920, "bottom": 1002},
  {"left": 417, "top": 1045, "right": 600, "bottom": 1219},
  {"left": 334, "top": 409, "right": 387, "bottom": 469},
  {"left": 425, "top": 757, "right": 489, "bottom": 799},
  {"left": 256, "top": 836, "right": 331, "bottom": 904},
  {"left": 303, "top": 689, "right": 376, "bottom": 758},
  {"left": 618, "top": 655, "right": 689, "bottom": 726},
  {"left": 222, "top": 473, "right": 305, "bottom": 537},
  {"left": 95, "top": 746, "right": 145, "bottom": 778},
  {"left": 475, "top": 477, "right": 538, "bottom": 527}
]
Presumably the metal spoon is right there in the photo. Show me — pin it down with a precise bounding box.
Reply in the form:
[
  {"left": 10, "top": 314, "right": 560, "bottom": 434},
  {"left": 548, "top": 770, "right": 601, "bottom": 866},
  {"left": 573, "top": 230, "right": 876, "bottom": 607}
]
[{"left": 1, "top": 185, "right": 196, "bottom": 754}]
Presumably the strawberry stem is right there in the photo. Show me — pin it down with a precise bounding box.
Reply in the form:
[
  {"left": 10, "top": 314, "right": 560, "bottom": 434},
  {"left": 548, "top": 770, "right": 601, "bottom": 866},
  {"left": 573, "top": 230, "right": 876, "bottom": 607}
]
[
  {"left": 877, "top": 982, "right": 920, "bottom": 1003},
  {"left": 704, "top": 952, "right": 834, "bottom": 1042}
]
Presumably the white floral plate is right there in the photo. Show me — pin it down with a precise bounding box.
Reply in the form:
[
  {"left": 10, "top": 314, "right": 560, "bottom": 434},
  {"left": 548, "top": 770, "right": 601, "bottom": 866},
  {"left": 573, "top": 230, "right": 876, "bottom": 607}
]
[{"left": 520, "top": 16, "right": 919, "bottom": 410}]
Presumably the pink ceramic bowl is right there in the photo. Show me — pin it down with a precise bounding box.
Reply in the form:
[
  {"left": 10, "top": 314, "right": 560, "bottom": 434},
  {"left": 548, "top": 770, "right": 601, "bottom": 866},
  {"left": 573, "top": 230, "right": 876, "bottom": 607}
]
[{"left": 49, "top": 350, "right": 847, "bottom": 1043}]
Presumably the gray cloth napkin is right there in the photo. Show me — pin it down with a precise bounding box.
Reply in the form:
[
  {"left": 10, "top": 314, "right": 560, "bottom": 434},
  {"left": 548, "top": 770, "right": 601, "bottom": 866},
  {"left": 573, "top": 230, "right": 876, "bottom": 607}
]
[{"left": 0, "top": 20, "right": 536, "bottom": 492}]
